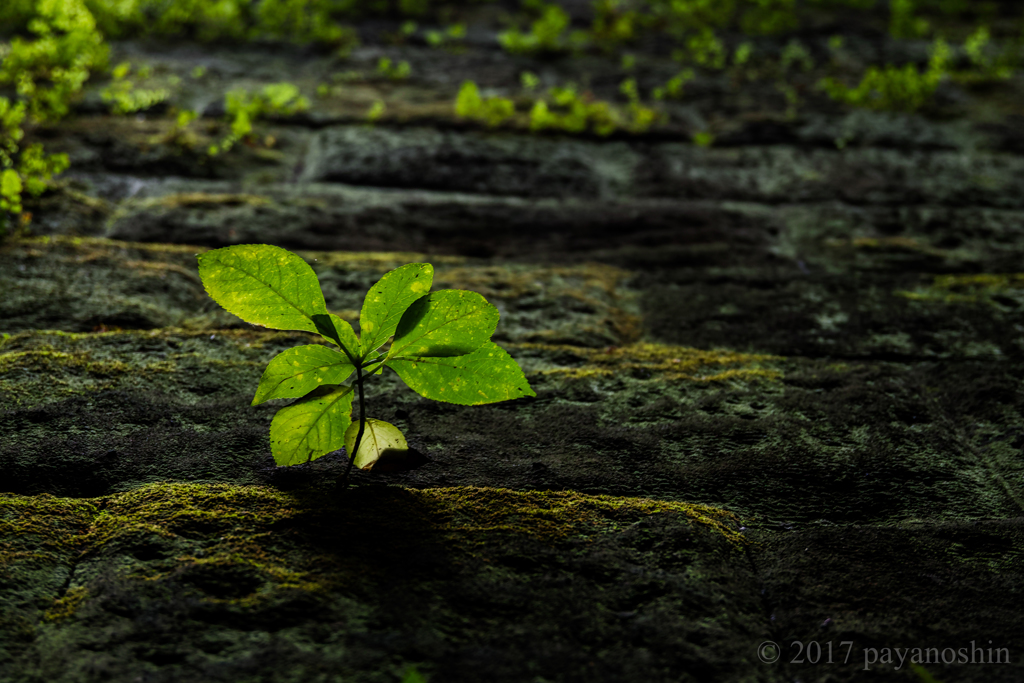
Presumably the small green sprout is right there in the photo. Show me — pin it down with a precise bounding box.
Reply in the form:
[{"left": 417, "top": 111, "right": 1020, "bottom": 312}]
[
  {"left": 210, "top": 83, "right": 308, "bottom": 155},
  {"left": 528, "top": 83, "right": 658, "bottom": 136},
  {"left": 686, "top": 28, "right": 726, "bottom": 70},
  {"left": 1, "top": 95, "right": 69, "bottom": 237},
  {"left": 0, "top": 169, "right": 23, "bottom": 216},
  {"left": 693, "top": 130, "right": 715, "bottom": 147},
  {"left": 733, "top": 42, "right": 753, "bottom": 68},
  {"left": 498, "top": 2, "right": 571, "bottom": 55},
  {"left": 455, "top": 81, "right": 515, "bottom": 127},
  {"left": 819, "top": 37, "right": 951, "bottom": 112},
  {"left": 377, "top": 58, "right": 411, "bottom": 81},
  {"left": 520, "top": 71, "right": 541, "bottom": 91},
  {"left": 780, "top": 39, "right": 814, "bottom": 73},
  {"left": 174, "top": 108, "right": 197, "bottom": 130},
  {"left": 367, "top": 99, "right": 386, "bottom": 122},
  {"left": 426, "top": 23, "right": 466, "bottom": 49},
  {"left": 101, "top": 62, "right": 171, "bottom": 115},
  {"left": 619, "top": 77, "right": 640, "bottom": 102},
  {"left": 653, "top": 69, "right": 694, "bottom": 100},
  {"left": 197, "top": 245, "right": 535, "bottom": 485},
  {"left": 889, "top": 0, "right": 930, "bottom": 39}
]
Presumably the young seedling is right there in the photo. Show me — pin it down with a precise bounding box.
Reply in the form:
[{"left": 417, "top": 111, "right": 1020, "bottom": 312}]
[{"left": 197, "top": 244, "right": 535, "bottom": 487}]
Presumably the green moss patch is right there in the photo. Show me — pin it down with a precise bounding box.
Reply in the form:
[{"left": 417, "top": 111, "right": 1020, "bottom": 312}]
[
  {"left": 521, "top": 341, "right": 781, "bottom": 382},
  {"left": 1, "top": 483, "right": 764, "bottom": 683}
]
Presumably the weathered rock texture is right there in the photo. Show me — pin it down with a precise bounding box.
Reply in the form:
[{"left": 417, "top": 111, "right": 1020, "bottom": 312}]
[{"left": 3, "top": 4, "right": 1024, "bottom": 682}]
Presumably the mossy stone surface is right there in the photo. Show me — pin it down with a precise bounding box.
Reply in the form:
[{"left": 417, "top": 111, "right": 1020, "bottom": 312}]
[
  {"left": 4, "top": 3, "right": 1024, "bottom": 680},
  {"left": 2, "top": 484, "right": 764, "bottom": 683}
]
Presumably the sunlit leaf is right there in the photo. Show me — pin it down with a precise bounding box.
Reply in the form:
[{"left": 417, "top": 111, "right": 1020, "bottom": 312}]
[
  {"left": 252, "top": 344, "right": 354, "bottom": 406},
  {"left": 344, "top": 418, "right": 409, "bottom": 470},
  {"left": 198, "top": 244, "right": 326, "bottom": 333},
  {"left": 359, "top": 263, "right": 433, "bottom": 356},
  {"left": 269, "top": 385, "right": 353, "bottom": 466},
  {"left": 388, "top": 341, "right": 535, "bottom": 405},
  {"left": 389, "top": 289, "right": 498, "bottom": 359}
]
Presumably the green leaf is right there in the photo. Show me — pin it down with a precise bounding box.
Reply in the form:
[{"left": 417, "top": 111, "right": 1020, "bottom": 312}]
[
  {"left": 269, "top": 385, "right": 354, "bottom": 466},
  {"left": 252, "top": 344, "right": 354, "bottom": 406},
  {"left": 198, "top": 244, "right": 327, "bottom": 334},
  {"left": 388, "top": 341, "right": 535, "bottom": 405},
  {"left": 344, "top": 418, "right": 409, "bottom": 470},
  {"left": 312, "top": 313, "right": 361, "bottom": 361},
  {"left": 359, "top": 263, "right": 433, "bottom": 356},
  {"left": 389, "top": 290, "right": 498, "bottom": 359}
]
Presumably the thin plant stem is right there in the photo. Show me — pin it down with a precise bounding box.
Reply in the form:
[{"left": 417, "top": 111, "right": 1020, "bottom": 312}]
[{"left": 338, "top": 363, "right": 366, "bottom": 492}]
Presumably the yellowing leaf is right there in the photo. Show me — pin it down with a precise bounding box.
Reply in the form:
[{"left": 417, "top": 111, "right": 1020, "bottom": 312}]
[{"left": 344, "top": 418, "right": 408, "bottom": 470}]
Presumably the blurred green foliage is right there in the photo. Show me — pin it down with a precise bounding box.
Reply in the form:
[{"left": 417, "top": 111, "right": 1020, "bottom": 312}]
[
  {"left": 529, "top": 82, "right": 659, "bottom": 135},
  {"left": 377, "top": 57, "right": 412, "bottom": 80},
  {"left": 0, "top": 0, "right": 108, "bottom": 122},
  {"left": 210, "top": 82, "right": 309, "bottom": 155},
  {"left": 455, "top": 79, "right": 659, "bottom": 135},
  {"left": 455, "top": 81, "right": 516, "bottom": 127},
  {"left": 819, "top": 37, "right": 951, "bottom": 111},
  {"left": 499, "top": 2, "right": 577, "bottom": 54},
  {"left": 2, "top": 0, "right": 359, "bottom": 48},
  {"left": 101, "top": 61, "right": 171, "bottom": 114},
  {"left": 0, "top": 0, "right": 97, "bottom": 237},
  {"left": 0, "top": 0, "right": 1021, "bottom": 237}
]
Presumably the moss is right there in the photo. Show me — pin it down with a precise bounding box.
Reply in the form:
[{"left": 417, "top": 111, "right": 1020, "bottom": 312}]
[
  {"left": 437, "top": 262, "right": 641, "bottom": 346},
  {"left": 897, "top": 273, "right": 1024, "bottom": 304},
  {"left": 9, "top": 235, "right": 467, "bottom": 273},
  {"left": 438, "top": 262, "right": 630, "bottom": 300},
  {"left": 2, "top": 483, "right": 745, "bottom": 617},
  {"left": 521, "top": 341, "right": 782, "bottom": 383},
  {"left": 43, "top": 587, "right": 88, "bottom": 623},
  {"left": 0, "top": 349, "right": 135, "bottom": 376},
  {"left": 417, "top": 486, "right": 746, "bottom": 547},
  {"left": 135, "top": 193, "right": 272, "bottom": 210},
  {"left": 9, "top": 235, "right": 206, "bottom": 257},
  {"left": 0, "top": 494, "right": 97, "bottom": 568},
  {"left": 826, "top": 236, "right": 950, "bottom": 259},
  {"left": 77, "top": 481, "right": 745, "bottom": 549},
  {"left": 3, "top": 237, "right": 636, "bottom": 345},
  {"left": 308, "top": 250, "right": 466, "bottom": 272},
  {"left": 0, "top": 328, "right": 311, "bottom": 406},
  {"left": 0, "top": 482, "right": 770, "bottom": 682}
]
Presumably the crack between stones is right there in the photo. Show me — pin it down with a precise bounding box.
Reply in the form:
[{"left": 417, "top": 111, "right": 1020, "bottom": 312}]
[
  {"left": 55, "top": 555, "right": 81, "bottom": 604},
  {"left": 53, "top": 504, "right": 102, "bottom": 605}
]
